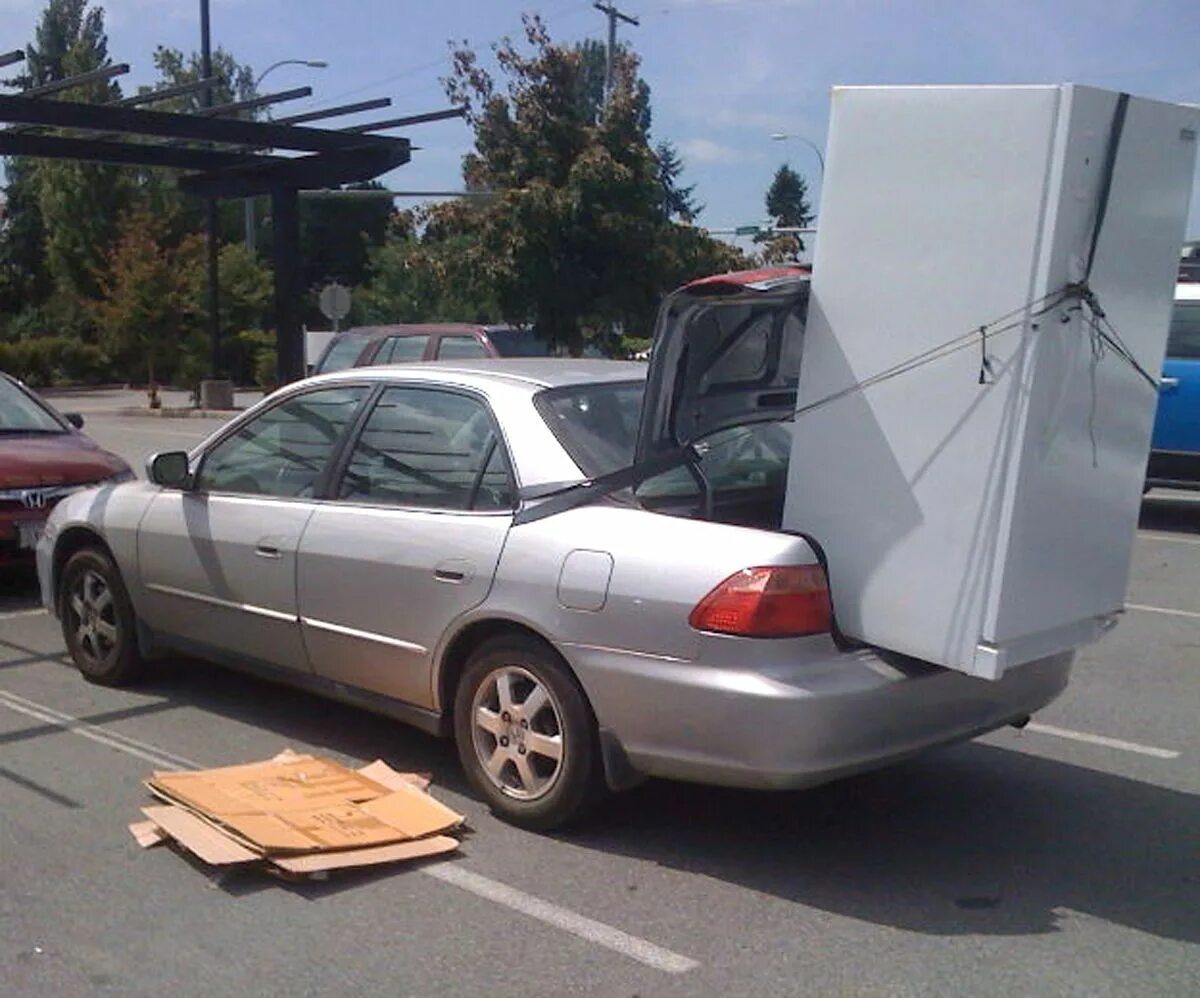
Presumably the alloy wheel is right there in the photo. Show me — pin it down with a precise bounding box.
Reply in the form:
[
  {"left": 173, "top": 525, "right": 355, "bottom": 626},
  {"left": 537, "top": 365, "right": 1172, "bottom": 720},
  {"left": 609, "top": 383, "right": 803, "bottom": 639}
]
[
  {"left": 67, "top": 569, "right": 119, "bottom": 667},
  {"left": 470, "top": 665, "right": 565, "bottom": 801}
]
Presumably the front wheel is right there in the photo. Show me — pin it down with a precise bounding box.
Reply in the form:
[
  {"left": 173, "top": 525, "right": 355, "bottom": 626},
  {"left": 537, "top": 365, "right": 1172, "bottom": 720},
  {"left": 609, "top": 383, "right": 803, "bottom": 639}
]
[
  {"left": 59, "top": 547, "right": 144, "bottom": 687},
  {"left": 454, "top": 635, "right": 603, "bottom": 830}
]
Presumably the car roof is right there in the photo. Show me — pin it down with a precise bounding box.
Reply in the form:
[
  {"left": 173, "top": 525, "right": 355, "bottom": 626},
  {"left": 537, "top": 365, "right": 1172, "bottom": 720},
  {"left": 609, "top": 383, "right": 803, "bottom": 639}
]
[
  {"left": 309, "top": 358, "right": 648, "bottom": 392},
  {"left": 334, "top": 323, "right": 521, "bottom": 339}
]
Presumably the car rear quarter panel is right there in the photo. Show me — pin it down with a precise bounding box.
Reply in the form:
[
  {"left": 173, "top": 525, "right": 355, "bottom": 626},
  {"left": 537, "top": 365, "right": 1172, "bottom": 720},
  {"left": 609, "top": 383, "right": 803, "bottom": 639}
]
[{"left": 476, "top": 503, "right": 821, "bottom": 664}]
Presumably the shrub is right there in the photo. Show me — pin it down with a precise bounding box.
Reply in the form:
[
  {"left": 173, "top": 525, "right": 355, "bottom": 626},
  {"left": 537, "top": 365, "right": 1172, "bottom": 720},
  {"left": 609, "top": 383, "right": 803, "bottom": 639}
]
[{"left": 0, "top": 337, "right": 111, "bottom": 386}]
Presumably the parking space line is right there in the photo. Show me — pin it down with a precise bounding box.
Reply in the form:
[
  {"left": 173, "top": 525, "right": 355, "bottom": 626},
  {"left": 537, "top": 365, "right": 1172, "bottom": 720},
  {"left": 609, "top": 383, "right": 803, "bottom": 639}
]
[
  {"left": 1126, "top": 602, "right": 1200, "bottom": 621},
  {"left": 426, "top": 865, "right": 698, "bottom": 973},
  {"left": 1023, "top": 722, "right": 1180, "bottom": 759},
  {"left": 0, "top": 690, "right": 201, "bottom": 770},
  {"left": 0, "top": 608, "right": 48, "bottom": 621},
  {"left": 0, "top": 688, "right": 700, "bottom": 975}
]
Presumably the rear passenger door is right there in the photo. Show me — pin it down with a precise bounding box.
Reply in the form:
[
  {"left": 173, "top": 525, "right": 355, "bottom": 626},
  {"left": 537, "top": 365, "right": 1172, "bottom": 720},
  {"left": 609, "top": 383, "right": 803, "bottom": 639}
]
[{"left": 296, "top": 385, "right": 515, "bottom": 708}]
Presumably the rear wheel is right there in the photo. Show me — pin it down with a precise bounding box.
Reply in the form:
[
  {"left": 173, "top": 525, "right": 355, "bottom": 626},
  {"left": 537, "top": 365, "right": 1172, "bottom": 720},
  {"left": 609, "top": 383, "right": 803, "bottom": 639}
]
[
  {"left": 59, "top": 547, "right": 144, "bottom": 687},
  {"left": 454, "top": 635, "right": 603, "bottom": 830}
]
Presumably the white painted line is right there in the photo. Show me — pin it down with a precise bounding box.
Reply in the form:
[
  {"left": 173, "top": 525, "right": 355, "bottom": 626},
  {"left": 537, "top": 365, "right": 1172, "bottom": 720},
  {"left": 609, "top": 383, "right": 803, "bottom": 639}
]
[
  {"left": 425, "top": 864, "right": 699, "bottom": 974},
  {"left": 1024, "top": 722, "right": 1180, "bottom": 759},
  {"left": 1137, "top": 531, "right": 1200, "bottom": 547},
  {"left": 0, "top": 688, "right": 699, "bottom": 974},
  {"left": 1127, "top": 602, "right": 1200, "bottom": 621},
  {"left": 0, "top": 690, "right": 200, "bottom": 770},
  {"left": 0, "top": 608, "right": 48, "bottom": 621}
]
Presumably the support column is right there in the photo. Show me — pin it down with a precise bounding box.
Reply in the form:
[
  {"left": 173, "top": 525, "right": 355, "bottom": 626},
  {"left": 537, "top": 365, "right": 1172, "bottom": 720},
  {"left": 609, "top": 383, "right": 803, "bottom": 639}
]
[{"left": 271, "top": 186, "right": 304, "bottom": 384}]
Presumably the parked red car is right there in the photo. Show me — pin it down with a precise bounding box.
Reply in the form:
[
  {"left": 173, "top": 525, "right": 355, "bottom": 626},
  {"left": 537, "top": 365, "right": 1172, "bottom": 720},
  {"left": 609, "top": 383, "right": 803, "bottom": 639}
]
[
  {"left": 313, "top": 323, "right": 551, "bottom": 375},
  {"left": 0, "top": 373, "right": 132, "bottom": 563}
]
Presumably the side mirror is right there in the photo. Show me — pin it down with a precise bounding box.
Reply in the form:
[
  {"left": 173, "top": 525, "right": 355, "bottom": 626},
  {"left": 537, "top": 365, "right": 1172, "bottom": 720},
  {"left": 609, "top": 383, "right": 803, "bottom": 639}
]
[
  {"left": 148, "top": 451, "right": 192, "bottom": 489},
  {"left": 66, "top": 413, "right": 84, "bottom": 429}
]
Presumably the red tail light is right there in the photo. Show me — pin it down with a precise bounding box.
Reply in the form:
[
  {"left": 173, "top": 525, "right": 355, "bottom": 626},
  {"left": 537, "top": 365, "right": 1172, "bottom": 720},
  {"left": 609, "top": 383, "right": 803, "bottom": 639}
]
[{"left": 689, "top": 565, "right": 831, "bottom": 638}]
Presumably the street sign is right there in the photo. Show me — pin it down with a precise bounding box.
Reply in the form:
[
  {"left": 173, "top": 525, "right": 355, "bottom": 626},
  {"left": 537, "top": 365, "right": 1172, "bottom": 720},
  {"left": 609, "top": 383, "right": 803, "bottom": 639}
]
[
  {"left": 734, "top": 224, "right": 761, "bottom": 236},
  {"left": 318, "top": 282, "right": 351, "bottom": 328}
]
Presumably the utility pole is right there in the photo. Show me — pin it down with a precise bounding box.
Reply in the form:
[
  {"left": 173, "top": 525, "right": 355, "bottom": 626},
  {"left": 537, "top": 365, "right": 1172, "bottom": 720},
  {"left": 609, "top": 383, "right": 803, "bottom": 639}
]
[
  {"left": 593, "top": 2, "right": 638, "bottom": 103},
  {"left": 199, "top": 0, "right": 221, "bottom": 383}
]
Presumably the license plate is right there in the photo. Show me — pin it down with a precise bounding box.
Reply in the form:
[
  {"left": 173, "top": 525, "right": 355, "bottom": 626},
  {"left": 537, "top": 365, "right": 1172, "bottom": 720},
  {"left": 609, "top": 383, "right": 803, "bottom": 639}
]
[{"left": 15, "top": 521, "right": 43, "bottom": 550}]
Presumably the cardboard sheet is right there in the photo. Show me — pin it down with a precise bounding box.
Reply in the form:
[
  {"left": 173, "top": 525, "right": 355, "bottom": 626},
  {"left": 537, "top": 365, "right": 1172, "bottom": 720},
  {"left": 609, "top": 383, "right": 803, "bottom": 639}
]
[
  {"left": 145, "top": 754, "right": 461, "bottom": 855},
  {"left": 133, "top": 753, "right": 463, "bottom": 878}
]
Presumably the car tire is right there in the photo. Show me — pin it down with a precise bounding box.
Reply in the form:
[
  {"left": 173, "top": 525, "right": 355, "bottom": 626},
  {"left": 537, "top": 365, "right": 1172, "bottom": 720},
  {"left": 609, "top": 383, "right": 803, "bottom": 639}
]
[
  {"left": 454, "top": 634, "right": 603, "bottom": 830},
  {"left": 59, "top": 547, "right": 145, "bottom": 687}
]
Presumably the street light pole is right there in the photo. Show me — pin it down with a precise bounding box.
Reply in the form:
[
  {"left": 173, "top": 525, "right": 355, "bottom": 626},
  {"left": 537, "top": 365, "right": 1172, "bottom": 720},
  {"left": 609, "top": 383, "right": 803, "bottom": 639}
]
[
  {"left": 769, "top": 132, "right": 825, "bottom": 182},
  {"left": 244, "top": 59, "right": 327, "bottom": 251}
]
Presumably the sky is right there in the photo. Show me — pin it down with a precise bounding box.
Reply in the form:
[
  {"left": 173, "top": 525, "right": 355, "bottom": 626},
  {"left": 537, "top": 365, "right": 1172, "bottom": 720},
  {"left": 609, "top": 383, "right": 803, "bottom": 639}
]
[{"left": 3, "top": 0, "right": 1200, "bottom": 243}]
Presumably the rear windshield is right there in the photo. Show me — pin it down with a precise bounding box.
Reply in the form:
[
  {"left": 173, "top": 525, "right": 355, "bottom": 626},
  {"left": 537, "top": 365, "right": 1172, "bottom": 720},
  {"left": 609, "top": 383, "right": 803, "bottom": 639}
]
[
  {"left": 486, "top": 328, "right": 552, "bottom": 357},
  {"left": 534, "top": 380, "right": 791, "bottom": 493},
  {"left": 536, "top": 381, "right": 644, "bottom": 477},
  {"left": 0, "top": 377, "right": 66, "bottom": 433},
  {"left": 1167, "top": 301, "right": 1200, "bottom": 359},
  {"left": 316, "top": 334, "right": 369, "bottom": 373}
]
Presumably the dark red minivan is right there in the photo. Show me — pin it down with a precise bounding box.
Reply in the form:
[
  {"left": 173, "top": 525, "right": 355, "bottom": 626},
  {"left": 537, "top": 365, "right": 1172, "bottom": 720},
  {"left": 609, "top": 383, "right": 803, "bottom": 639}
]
[
  {"left": 313, "top": 323, "right": 551, "bottom": 375},
  {"left": 0, "top": 373, "right": 132, "bottom": 562}
]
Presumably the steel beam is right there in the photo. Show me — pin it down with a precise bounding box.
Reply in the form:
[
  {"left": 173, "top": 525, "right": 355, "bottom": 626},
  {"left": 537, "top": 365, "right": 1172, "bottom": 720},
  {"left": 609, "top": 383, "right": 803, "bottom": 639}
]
[
  {"left": 275, "top": 97, "right": 391, "bottom": 126},
  {"left": 19, "top": 63, "right": 129, "bottom": 98},
  {"left": 0, "top": 93, "right": 406, "bottom": 154},
  {"left": 341, "top": 107, "right": 466, "bottom": 133}
]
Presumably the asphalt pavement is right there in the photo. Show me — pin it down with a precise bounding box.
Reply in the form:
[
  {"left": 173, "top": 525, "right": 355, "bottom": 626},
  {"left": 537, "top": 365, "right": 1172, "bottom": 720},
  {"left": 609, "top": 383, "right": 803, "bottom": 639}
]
[{"left": 1, "top": 401, "right": 1196, "bottom": 997}]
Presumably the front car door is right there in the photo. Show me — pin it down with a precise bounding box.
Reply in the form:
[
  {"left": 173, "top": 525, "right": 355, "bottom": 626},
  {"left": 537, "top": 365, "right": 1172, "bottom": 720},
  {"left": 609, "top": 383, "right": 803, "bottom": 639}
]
[
  {"left": 297, "top": 384, "right": 515, "bottom": 708},
  {"left": 137, "top": 385, "right": 369, "bottom": 670}
]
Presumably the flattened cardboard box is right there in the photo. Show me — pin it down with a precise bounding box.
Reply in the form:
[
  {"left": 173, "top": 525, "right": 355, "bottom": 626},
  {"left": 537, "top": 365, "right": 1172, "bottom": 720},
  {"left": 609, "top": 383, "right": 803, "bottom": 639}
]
[{"left": 133, "top": 750, "right": 462, "bottom": 875}]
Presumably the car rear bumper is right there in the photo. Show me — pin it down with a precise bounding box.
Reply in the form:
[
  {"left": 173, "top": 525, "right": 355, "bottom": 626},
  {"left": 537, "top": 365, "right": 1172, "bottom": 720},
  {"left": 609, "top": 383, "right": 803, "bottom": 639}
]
[{"left": 564, "top": 637, "right": 1072, "bottom": 790}]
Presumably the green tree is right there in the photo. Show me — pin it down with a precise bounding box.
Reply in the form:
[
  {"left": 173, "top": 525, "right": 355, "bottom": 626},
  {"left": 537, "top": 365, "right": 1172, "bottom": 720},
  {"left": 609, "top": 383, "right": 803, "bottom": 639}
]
[
  {"left": 1, "top": 0, "right": 125, "bottom": 316},
  {"left": 299, "top": 183, "right": 395, "bottom": 291},
  {"left": 655, "top": 140, "right": 700, "bottom": 222},
  {"left": 92, "top": 209, "right": 204, "bottom": 390},
  {"left": 358, "top": 205, "right": 501, "bottom": 325},
  {"left": 441, "top": 15, "right": 738, "bottom": 354},
  {"left": 757, "top": 163, "right": 812, "bottom": 263}
]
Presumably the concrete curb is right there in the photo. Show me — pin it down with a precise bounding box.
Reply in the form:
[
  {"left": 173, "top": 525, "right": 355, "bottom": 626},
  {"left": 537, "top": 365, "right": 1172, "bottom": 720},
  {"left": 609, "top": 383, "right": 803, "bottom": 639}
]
[{"left": 115, "top": 407, "right": 245, "bottom": 419}]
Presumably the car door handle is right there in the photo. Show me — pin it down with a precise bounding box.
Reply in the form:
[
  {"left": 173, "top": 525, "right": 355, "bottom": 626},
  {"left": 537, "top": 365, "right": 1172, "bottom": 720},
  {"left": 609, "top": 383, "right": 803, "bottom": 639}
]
[
  {"left": 1159, "top": 377, "right": 1180, "bottom": 391},
  {"left": 255, "top": 543, "right": 283, "bottom": 560},
  {"left": 434, "top": 559, "right": 474, "bottom": 584}
]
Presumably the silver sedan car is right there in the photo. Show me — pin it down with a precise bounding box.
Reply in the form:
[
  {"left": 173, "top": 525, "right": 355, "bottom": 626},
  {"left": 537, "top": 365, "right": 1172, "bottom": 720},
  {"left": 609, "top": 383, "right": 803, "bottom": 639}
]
[{"left": 37, "top": 360, "right": 1070, "bottom": 829}]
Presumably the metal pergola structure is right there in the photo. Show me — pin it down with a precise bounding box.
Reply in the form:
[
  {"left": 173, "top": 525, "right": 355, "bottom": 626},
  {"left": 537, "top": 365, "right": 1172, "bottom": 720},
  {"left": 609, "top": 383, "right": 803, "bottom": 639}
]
[{"left": 0, "top": 52, "right": 465, "bottom": 385}]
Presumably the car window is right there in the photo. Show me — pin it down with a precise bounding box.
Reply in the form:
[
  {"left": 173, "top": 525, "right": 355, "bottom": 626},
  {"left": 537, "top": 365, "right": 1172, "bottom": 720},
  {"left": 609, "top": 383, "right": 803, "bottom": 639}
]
[
  {"left": 197, "top": 386, "right": 368, "bottom": 498},
  {"left": 0, "top": 377, "right": 66, "bottom": 433},
  {"left": 486, "top": 328, "right": 552, "bottom": 357},
  {"left": 316, "top": 335, "right": 369, "bottom": 373},
  {"left": 337, "top": 387, "right": 513, "bottom": 511},
  {"left": 1167, "top": 302, "right": 1200, "bottom": 359},
  {"left": 377, "top": 335, "right": 430, "bottom": 364},
  {"left": 535, "top": 381, "right": 644, "bottom": 477},
  {"left": 437, "top": 335, "right": 489, "bottom": 359},
  {"left": 636, "top": 423, "right": 792, "bottom": 500}
]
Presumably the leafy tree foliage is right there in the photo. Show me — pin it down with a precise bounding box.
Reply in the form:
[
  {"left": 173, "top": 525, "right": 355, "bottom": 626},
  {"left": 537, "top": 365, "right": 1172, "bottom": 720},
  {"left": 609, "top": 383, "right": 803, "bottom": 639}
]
[
  {"left": 1, "top": 0, "right": 127, "bottom": 312},
  {"left": 757, "top": 163, "right": 812, "bottom": 263},
  {"left": 92, "top": 209, "right": 204, "bottom": 387},
  {"left": 435, "top": 15, "right": 740, "bottom": 354}
]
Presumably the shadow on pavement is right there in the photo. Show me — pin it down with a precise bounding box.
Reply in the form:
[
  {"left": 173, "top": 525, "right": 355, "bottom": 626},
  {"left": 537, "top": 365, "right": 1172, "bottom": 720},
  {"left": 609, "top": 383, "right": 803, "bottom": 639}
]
[
  {"left": 1139, "top": 492, "right": 1200, "bottom": 534},
  {"left": 6, "top": 570, "right": 1194, "bottom": 933},
  {"left": 132, "top": 657, "right": 1199, "bottom": 940},
  {"left": 564, "top": 742, "right": 1199, "bottom": 945}
]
